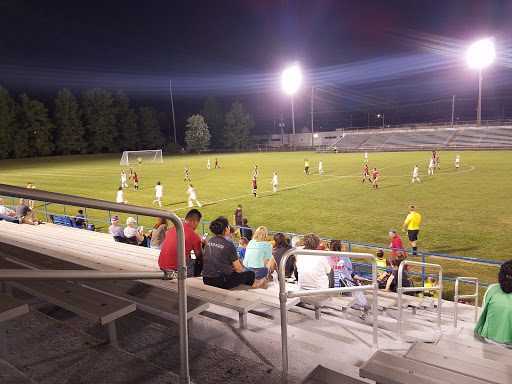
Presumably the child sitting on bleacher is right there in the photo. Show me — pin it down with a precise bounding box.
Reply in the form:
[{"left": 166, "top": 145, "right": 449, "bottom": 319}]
[
  {"left": 376, "top": 250, "right": 391, "bottom": 288},
  {"left": 419, "top": 277, "right": 438, "bottom": 298},
  {"left": 237, "top": 237, "right": 248, "bottom": 263}
]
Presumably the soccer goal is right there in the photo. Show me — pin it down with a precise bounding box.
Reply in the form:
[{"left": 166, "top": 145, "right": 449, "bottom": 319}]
[{"left": 120, "top": 150, "right": 163, "bottom": 166}]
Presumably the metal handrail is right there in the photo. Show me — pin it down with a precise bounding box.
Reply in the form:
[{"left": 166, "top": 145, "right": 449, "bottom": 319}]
[
  {"left": 397, "top": 260, "right": 442, "bottom": 343},
  {"left": 278, "top": 249, "right": 378, "bottom": 374},
  {"left": 0, "top": 184, "right": 190, "bottom": 384},
  {"left": 454, "top": 277, "right": 479, "bottom": 327}
]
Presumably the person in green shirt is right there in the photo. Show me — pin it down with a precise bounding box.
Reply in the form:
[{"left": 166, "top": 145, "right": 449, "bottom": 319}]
[{"left": 475, "top": 260, "right": 512, "bottom": 348}]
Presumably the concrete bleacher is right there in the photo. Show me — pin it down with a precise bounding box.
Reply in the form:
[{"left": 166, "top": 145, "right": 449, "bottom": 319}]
[
  {"left": 361, "top": 130, "right": 454, "bottom": 149},
  {"left": 0, "top": 220, "right": 501, "bottom": 383},
  {"left": 336, "top": 134, "right": 371, "bottom": 148},
  {"left": 452, "top": 127, "right": 512, "bottom": 146}
]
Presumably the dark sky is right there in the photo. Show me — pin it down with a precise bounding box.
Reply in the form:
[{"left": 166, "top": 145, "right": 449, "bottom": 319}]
[{"left": 1, "top": 0, "right": 511, "bottom": 131}]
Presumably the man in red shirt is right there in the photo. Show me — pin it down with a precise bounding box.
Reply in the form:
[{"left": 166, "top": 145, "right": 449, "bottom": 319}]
[
  {"left": 159, "top": 209, "right": 206, "bottom": 276},
  {"left": 388, "top": 229, "right": 406, "bottom": 259}
]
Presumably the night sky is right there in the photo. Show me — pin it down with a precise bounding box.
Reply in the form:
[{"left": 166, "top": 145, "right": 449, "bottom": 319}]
[{"left": 1, "top": 0, "right": 511, "bottom": 133}]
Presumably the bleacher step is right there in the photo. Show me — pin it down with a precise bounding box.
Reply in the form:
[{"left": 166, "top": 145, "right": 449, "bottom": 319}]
[{"left": 0, "top": 359, "right": 36, "bottom": 384}]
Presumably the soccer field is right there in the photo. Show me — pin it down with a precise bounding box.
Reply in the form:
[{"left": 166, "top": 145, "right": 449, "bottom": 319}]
[{"left": 1, "top": 150, "right": 510, "bottom": 296}]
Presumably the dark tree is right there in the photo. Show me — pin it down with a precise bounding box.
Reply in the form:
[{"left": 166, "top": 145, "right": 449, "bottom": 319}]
[
  {"left": 138, "top": 106, "right": 165, "bottom": 149},
  {"left": 200, "top": 97, "right": 223, "bottom": 148},
  {"left": 81, "top": 88, "right": 117, "bottom": 153},
  {"left": 0, "top": 86, "right": 15, "bottom": 159},
  {"left": 54, "top": 88, "right": 86, "bottom": 155},
  {"left": 114, "top": 90, "right": 139, "bottom": 151},
  {"left": 224, "top": 101, "right": 254, "bottom": 151}
]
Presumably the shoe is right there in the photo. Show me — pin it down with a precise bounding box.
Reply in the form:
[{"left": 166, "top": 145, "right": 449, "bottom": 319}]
[{"left": 359, "top": 312, "right": 367, "bottom": 320}]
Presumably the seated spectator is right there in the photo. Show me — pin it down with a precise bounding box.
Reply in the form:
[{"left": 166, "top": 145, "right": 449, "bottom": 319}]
[
  {"left": 296, "top": 233, "right": 331, "bottom": 290},
  {"left": 237, "top": 237, "right": 248, "bottom": 262},
  {"left": 475, "top": 259, "right": 512, "bottom": 348},
  {"left": 243, "top": 226, "right": 276, "bottom": 284},
  {"left": 124, "top": 217, "right": 151, "bottom": 247},
  {"left": 419, "top": 276, "right": 438, "bottom": 298},
  {"left": 202, "top": 216, "right": 260, "bottom": 289},
  {"left": 226, "top": 226, "right": 235, "bottom": 243},
  {"left": 150, "top": 217, "right": 169, "bottom": 250},
  {"left": 74, "top": 209, "right": 86, "bottom": 228},
  {"left": 0, "top": 199, "right": 20, "bottom": 223},
  {"left": 381, "top": 259, "right": 415, "bottom": 295},
  {"left": 241, "top": 218, "right": 252, "bottom": 240},
  {"left": 272, "top": 233, "right": 293, "bottom": 279},
  {"left": 159, "top": 209, "right": 206, "bottom": 277},
  {"left": 396, "top": 251, "right": 409, "bottom": 270},
  {"left": 15, "top": 198, "right": 42, "bottom": 225},
  {"left": 388, "top": 229, "right": 405, "bottom": 259},
  {"left": 108, "top": 215, "right": 126, "bottom": 242},
  {"left": 376, "top": 249, "right": 391, "bottom": 282}
]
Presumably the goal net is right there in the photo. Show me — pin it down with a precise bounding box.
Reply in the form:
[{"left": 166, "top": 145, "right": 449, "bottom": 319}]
[{"left": 120, "top": 150, "right": 163, "bottom": 166}]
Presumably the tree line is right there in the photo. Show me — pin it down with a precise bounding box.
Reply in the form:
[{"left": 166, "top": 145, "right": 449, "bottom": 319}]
[{"left": 0, "top": 85, "right": 165, "bottom": 159}]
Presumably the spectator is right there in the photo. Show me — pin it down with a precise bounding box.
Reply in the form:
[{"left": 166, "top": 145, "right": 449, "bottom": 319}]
[
  {"left": 15, "top": 198, "right": 42, "bottom": 225},
  {"left": 0, "top": 199, "right": 20, "bottom": 223},
  {"left": 124, "top": 217, "right": 151, "bottom": 247},
  {"left": 381, "top": 259, "right": 414, "bottom": 295},
  {"left": 296, "top": 233, "right": 331, "bottom": 290},
  {"left": 475, "top": 260, "right": 512, "bottom": 348},
  {"left": 226, "top": 226, "right": 235, "bottom": 243},
  {"left": 150, "top": 218, "right": 169, "bottom": 250},
  {"left": 243, "top": 226, "right": 276, "bottom": 283},
  {"left": 159, "top": 209, "right": 206, "bottom": 277},
  {"left": 396, "top": 251, "right": 409, "bottom": 270},
  {"left": 388, "top": 229, "right": 405, "bottom": 259},
  {"left": 291, "top": 236, "right": 301, "bottom": 248},
  {"left": 419, "top": 277, "right": 438, "bottom": 298},
  {"left": 233, "top": 204, "right": 243, "bottom": 236},
  {"left": 108, "top": 215, "right": 126, "bottom": 242},
  {"left": 237, "top": 237, "right": 249, "bottom": 262},
  {"left": 241, "top": 218, "right": 252, "bottom": 240},
  {"left": 272, "top": 233, "right": 293, "bottom": 279},
  {"left": 202, "top": 216, "right": 259, "bottom": 289},
  {"left": 74, "top": 209, "right": 86, "bottom": 228},
  {"left": 376, "top": 249, "right": 391, "bottom": 281}
]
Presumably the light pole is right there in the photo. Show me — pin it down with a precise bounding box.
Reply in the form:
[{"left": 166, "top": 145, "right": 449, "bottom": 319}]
[
  {"left": 467, "top": 38, "right": 495, "bottom": 127},
  {"left": 282, "top": 65, "right": 302, "bottom": 149},
  {"left": 377, "top": 114, "right": 385, "bottom": 128}
]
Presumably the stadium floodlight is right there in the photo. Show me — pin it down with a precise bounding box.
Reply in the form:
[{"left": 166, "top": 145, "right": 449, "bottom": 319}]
[
  {"left": 282, "top": 64, "right": 302, "bottom": 149},
  {"left": 467, "top": 38, "right": 496, "bottom": 126},
  {"left": 377, "top": 114, "right": 385, "bottom": 129}
]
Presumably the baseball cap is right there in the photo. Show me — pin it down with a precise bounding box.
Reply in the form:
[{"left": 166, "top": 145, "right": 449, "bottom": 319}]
[
  {"left": 111, "top": 215, "right": 119, "bottom": 222},
  {"left": 126, "top": 217, "right": 136, "bottom": 224},
  {"left": 389, "top": 229, "right": 396, "bottom": 234}
]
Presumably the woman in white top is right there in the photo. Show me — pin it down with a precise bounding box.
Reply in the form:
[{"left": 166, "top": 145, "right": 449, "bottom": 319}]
[
  {"left": 187, "top": 184, "right": 202, "bottom": 207},
  {"left": 296, "top": 233, "right": 332, "bottom": 290},
  {"left": 121, "top": 171, "right": 129, "bottom": 188},
  {"left": 153, "top": 181, "right": 163, "bottom": 207},
  {"left": 272, "top": 172, "right": 278, "bottom": 193},
  {"left": 116, "top": 186, "right": 127, "bottom": 204}
]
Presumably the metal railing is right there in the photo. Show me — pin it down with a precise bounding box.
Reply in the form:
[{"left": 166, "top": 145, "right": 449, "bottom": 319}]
[
  {"left": 0, "top": 184, "right": 190, "bottom": 384},
  {"left": 278, "top": 249, "right": 378, "bottom": 374},
  {"left": 396, "top": 260, "right": 442, "bottom": 343},
  {"left": 454, "top": 277, "right": 479, "bottom": 327}
]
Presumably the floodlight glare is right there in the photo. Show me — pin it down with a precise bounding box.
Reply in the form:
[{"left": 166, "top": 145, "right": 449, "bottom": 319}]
[
  {"left": 282, "top": 65, "right": 302, "bottom": 95},
  {"left": 467, "top": 38, "right": 495, "bottom": 69}
]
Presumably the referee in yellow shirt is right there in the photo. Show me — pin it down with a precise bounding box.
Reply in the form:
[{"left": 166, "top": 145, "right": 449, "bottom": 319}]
[{"left": 402, "top": 205, "right": 421, "bottom": 256}]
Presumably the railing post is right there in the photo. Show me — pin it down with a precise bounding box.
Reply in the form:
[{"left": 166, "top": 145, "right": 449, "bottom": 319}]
[
  {"left": 62, "top": 203, "right": 66, "bottom": 218},
  {"left": 43, "top": 202, "right": 48, "bottom": 223},
  {"left": 454, "top": 277, "right": 479, "bottom": 327}
]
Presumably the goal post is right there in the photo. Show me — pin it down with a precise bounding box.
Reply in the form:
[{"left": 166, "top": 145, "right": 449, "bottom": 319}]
[{"left": 120, "top": 150, "right": 163, "bottom": 166}]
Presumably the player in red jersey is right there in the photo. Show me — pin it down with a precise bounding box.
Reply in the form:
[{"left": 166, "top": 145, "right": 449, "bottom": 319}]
[
  {"left": 133, "top": 172, "right": 139, "bottom": 190},
  {"left": 436, "top": 155, "right": 440, "bottom": 170},
  {"left": 361, "top": 165, "right": 372, "bottom": 183},
  {"left": 251, "top": 176, "right": 257, "bottom": 198},
  {"left": 372, "top": 168, "right": 379, "bottom": 190},
  {"left": 253, "top": 165, "right": 258, "bottom": 179}
]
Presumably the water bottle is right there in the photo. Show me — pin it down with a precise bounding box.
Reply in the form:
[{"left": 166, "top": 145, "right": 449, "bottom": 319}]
[{"left": 272, "top": 270, "right": 278, "bottom": 282}]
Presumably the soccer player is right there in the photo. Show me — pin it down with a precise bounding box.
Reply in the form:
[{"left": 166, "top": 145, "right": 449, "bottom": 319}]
[
  {"left": 251, "top": 176, "right": 257, "bottom": 198},
  {"left": 334, "top": 146, "right": 338, "bottom": 154},
  {"left": 428, "top": 156, "right": 435, "bottom": 175},
  {"left": 254, "top": 165, "right": 258, "bottom": 179},
  {"left": 153, "top": 181, "right": 163, "bottom": 207},
  {"left": 271, "top": 172, "right": 278, "bottom": 193},
  {"left": 432, "top": 150, "right": 436, "bottom": 161},
  {"left": 215, "top": 158, "right": 220, "bottom": 169},
  {"left": 455, "top": 153, "right": 460, "bottom": 168},
  {"left": 412, "top": 165, "right": 421, "bottom": 183},
  {"left": 402, "top": 205, "right": 421, "bottom": 256},
  {"left": 184, "top": 167, "right": 190, "bottom": 181},
  {"left": 187, "top": 184, "right": 202, "bottom": 207},
  {"left": 436, "top": 155, "right": 440, "bottom": 170},
  {"left": 304, "top": 158, "right": 310, "bottom": 175},
  {"left": 121, "top": 171, "right": 129, "bottom": 188},
  {"left": 133, "top": 172, "right": 139, "bottom": 190},
  {"left": 129, "top": 167, "right": 133, "bottom": 180},
  {"left": 372, "top": 168, "right": 378, "bottom": 190},
  {"left": 137, "top": 157, "right": 142, "bottom": 166},
  {"left": 116, "top": 186, "right": 127, "bottom": 204},
  {"left": 207, "top": 158, "right": 210, "bottom": 170},
  {"left": 26, "top": 181, "right": 36, "bottom": 209},
  {"left": 364, "top": 152, "right": 368, "bottom": 163},
  {"left": 361, "top": 165, "right": 371, "bottom": 183},
  {"left": 318, "top": 160, "right": 324, "bottom": 174}
]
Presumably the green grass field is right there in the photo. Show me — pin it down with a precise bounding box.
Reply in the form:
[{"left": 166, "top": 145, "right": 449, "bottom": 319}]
[{"left": 1, "top": 150, "right": 511, "bottom": 300}]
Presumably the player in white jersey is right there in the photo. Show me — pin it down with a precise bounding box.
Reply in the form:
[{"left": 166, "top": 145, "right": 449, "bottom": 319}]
[
  {"left": 116, "top": 186, "right": 127, "bottom": 204},
  {"left": 428, "top": 157, "right": 435, "bottom": 175},
  {"left": 187, "top": 184, "right": 202, "bottom": 207},
  {"left": 412, "top": 165, "right": 421, "bottom": 183},
  {"left": 455, "top": 153, "right": 460, "bottom": 168},
  {"left": 318, "top": 161, "right": 324, "bottom": 174},
  {"left": 207, "top": 158, "right": 211, "bottom": 170},
  {"left": 121, "top": 171, "right": 129, "bottom": 188},
  {"left": 153, "top": 181, "right": 163, "bottom": 207},
  {"left": 271, "top": 172, "right": 278, "bottom": 193},
  {"left": 364, "top": 152, "right": 368, "bottom": 162}
]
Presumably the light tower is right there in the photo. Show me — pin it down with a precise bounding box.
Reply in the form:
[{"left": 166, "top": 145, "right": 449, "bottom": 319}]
[{"left": 282, "top": 64, "right": 302, "bottom": 149}]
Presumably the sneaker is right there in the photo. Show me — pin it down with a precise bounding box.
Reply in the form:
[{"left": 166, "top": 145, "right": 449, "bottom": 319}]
[{"left": 359, "top": 312, "right": 367, "bottom": 320}]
